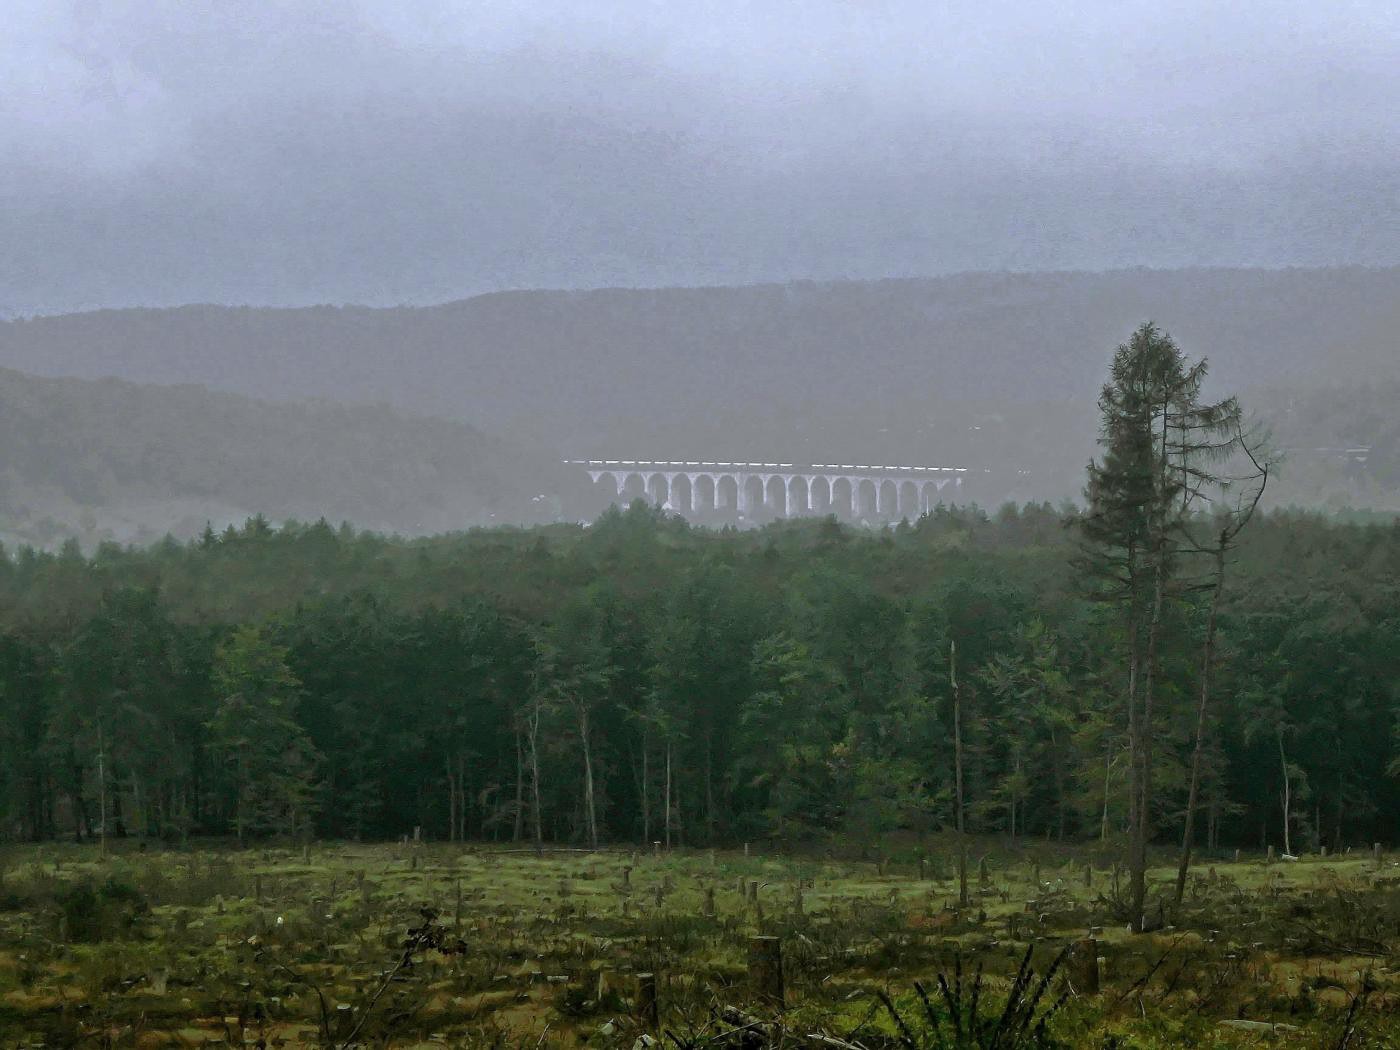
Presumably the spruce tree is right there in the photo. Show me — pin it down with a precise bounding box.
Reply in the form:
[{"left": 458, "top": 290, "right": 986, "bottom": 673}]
[
  {"left": 208, "top": 626, "right": 320, "bottom": 843},
  {"left": 1078, "top": 322, "right": 1242, "bottom": 931}
]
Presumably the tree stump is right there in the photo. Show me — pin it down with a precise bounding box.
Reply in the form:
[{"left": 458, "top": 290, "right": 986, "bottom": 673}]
[
  {"left": 748, "top": 880, "right": 759, "bottom": 903},
  {"left": 748, "top": 936, "right": 785, "bottom": 1008},
  {"left": 1068, "top": 938, "right": 1099, "bottom": 995},
  {"left": 636, "top": 972, "right": 659, "bottom": 1030}
]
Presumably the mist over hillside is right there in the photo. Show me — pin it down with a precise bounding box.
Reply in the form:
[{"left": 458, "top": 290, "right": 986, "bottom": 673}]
[
  {"left": 3, "top": 266, "right": 1398, "bottom": 512},
  {"left": 0, "top": 367, "right": 564, "bottom": 548}
]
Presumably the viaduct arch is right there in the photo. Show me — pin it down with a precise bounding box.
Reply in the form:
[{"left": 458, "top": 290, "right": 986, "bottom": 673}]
[{"left": 570, "top": 459, "right": 967, "bottom": 521}]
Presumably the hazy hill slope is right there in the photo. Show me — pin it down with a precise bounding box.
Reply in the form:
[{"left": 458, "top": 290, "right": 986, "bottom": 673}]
[
  {"left": 1248, "top": 383, "right": 1400, "bottom": 512},
  {"left": 2, "top": 268, "right": 1397, "bottom": 465},
  {"left": 0, "top": 368, "right": 560, "bottom": 548}
]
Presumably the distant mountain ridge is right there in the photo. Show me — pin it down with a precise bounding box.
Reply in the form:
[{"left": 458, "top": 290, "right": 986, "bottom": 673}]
[
  {"left": 0, "top": 367, "right": 561, "bottom": 548},
  {"left": 2, "top": 267, "right": 1398, "bottom": 522}
]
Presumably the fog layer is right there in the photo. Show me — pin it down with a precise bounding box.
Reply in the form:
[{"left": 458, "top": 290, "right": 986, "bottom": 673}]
[{"left": 4, "top": 1, "right": 1398, "bottom": 313}]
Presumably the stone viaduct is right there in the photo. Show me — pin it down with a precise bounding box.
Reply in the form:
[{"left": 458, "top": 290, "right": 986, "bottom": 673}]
[{"left": 568, "top": 459, "right": 967, "bottom": 520}]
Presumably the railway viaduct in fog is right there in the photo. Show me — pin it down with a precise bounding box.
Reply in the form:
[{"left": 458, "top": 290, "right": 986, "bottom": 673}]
[{"left": 567, "top": 459, "right": 967, "bottom": 520}]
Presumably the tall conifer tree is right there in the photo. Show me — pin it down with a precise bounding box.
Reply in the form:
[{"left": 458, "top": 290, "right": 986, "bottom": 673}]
[{"left": 1078, "top": 323, "right": 1242, "bottom": 931}]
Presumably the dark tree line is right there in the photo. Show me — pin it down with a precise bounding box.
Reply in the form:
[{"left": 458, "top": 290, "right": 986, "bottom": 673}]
[{"left": 1, "top": 499, "right": 1396, "bottom": 854}]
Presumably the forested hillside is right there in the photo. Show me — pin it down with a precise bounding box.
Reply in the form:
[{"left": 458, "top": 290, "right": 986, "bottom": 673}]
[
  {"left": 1255, "top": 382, "right": 1400, "bottom": 510},
  {"left": 6, "top": 268, "right": 1399, "bottom": 512},
  {"left": 1, "top": 363, "right": 1395, "bottom": 557},
  {"left": 3, "top": 268, "right": 1397, "bottom": 466},
  {"left": 0, "top": 367, "right": 564, "bottom": 547},
  {"left": 2, "top": 501, "right": 1396, "bottom": 852}
]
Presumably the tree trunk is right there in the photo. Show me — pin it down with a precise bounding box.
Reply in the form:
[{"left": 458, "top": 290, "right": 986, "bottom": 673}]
[
  {"left": 705, "top": 731, "right": 716, "bottom": 844},
  {"left": 1009, "top": 756, "right": 1019, "bottom": 841},
  {"left": 1050, "top": 726, "right": 1067, "bottom": 841},
  {"left": 1136, "top": 566, "right": 1169, "bottom": 931},
  {"left": 641, "top": 726, "right": 650, "bottom": 844},
  {"left": 96, "top": 721, "right": 108, "bottom": 859},
  {"left": 460, "top": 752, "right": 469, "bottom": 842},
  {"left": 447, "top": 756, "right": 457, "bottom": 843},
  {"left": 131, "top": 771, "right": 146, "bottom": 841},
  {"left": 513, "top": 730, "right": 525, "bottom": 843},
  {"left": 1175, "top": 538, "right": 1226, "bottom": 905},
  {"left": 1207, "top": 785, "right": 1219, "bottom": 850},
  {"left": 1333, "top": 776, "right": 1344, "bottom": 854},
  {"left": 1124, "top": 606, "right": 1142, "bottom": 926},
  {"left": 234, "top": 750, "right": 246, "bottom": 847},
  {"left": 1131, "top": 381, "right": 1175, "bottom": 933},
  {"left": 74, "top": 783, "right": 91, "bottom": 844},
  {"left": 1278, "top": 729, "right": 1292, "bottom": 857},
  {"left": 951, "top": 640, "right": 968, "bottom": 907},
  {"left": 579, "top": 704, "right": 598, "bottom": 849},
  {"left": 527, "top": 707, "right": 544, "bottom": 848},
  {"left": 664, "top": 740, "right": 673, "bottom": 850},
  {"left": 1101, "top": 745, "right": 1113, "bottom": 842}
]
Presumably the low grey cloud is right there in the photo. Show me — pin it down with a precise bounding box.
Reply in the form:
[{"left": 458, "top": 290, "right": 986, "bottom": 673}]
[{"left": 2, "top": 0, "right": 1397, "bottom": 314}]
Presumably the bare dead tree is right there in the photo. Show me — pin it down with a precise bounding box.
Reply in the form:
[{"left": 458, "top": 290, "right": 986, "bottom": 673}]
[{"left": 1174, "top": 427, "right": 1269, "bottom": 906}]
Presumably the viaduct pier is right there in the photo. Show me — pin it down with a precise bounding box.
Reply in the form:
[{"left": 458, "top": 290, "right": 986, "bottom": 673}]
[{"left": 568, "top": 458, "right": 967, "bottom": 521}]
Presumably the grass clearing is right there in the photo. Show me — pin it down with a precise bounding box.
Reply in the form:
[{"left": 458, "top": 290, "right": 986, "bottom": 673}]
[{"left": 0, "top": 838, "right": 1395, "bottom": 1047}]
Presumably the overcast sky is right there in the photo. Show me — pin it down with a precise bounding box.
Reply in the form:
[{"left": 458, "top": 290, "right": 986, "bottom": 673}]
[{"left": 3, "top": 0, "right": 1398, "bottom": 314}]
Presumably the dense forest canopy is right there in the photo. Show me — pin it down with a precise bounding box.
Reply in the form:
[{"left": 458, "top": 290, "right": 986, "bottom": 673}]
[{"left": 1, "top": 498, "right": 1396, "bottom": 854}]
